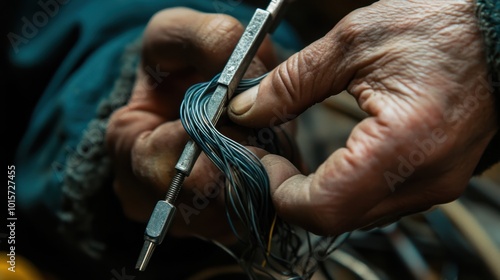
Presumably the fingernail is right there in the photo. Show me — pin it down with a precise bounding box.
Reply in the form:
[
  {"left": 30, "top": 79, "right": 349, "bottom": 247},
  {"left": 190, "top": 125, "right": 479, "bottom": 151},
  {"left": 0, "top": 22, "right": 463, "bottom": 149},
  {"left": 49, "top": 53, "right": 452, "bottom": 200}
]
[{"left": 230, "top": 85, "right": 258, "bottom": 115}]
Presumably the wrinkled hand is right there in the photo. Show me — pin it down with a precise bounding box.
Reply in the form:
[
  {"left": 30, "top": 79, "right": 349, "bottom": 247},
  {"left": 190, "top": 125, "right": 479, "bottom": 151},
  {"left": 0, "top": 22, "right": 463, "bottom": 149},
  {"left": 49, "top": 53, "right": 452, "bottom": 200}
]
[
  {"left": 228, "top": 0, "right": 498, "bottom": 235},
  {"left": 105, "top": 8, "right": 283, "bottom": 242}
]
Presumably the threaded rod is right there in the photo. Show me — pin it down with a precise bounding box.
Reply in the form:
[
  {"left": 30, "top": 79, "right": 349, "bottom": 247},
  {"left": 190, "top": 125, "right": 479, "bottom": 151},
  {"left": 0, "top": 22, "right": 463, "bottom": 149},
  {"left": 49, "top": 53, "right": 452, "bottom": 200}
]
[{"left": 165, "top": 172, "right": 185, "bottom": 203}]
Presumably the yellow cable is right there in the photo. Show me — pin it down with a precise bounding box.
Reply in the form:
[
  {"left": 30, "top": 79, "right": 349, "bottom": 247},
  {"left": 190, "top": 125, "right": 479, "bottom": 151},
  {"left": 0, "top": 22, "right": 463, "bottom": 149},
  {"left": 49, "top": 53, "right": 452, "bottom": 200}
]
[
  {"left": 438, "top": 201, "right": 500, "bottom": 280},
  {"left": 262, "top": 214, "right": 278, "bottom": 267}
]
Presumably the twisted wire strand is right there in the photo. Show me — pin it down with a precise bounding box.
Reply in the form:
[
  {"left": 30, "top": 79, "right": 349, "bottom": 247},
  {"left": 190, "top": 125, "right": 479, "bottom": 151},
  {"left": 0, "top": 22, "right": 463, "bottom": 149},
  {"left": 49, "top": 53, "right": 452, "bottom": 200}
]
[{"left": 180, "top": 73, "right": 345, "bottom": 279}]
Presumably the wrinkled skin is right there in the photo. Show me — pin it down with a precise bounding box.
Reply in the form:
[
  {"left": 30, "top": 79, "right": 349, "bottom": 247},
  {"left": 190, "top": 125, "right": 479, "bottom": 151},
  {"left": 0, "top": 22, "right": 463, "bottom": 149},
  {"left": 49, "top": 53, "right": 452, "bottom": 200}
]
[
  {"left": 105, "top": 8, "right": 298, "bottom": 243},
  {"left": 228, "top": 0, "right": 498, "bottom": 235}
]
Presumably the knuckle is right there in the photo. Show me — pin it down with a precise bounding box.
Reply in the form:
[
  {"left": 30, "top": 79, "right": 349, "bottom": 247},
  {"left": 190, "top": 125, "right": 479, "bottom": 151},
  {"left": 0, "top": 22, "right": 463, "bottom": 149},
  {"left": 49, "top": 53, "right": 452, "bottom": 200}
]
[
  {"left": 295, "top": 46, "right": 327, "bottom": 101},
  {"left": 105, "top": 107, "right": 129, "bottom": 147},
  {"left": 273, "top": 57, "right": 301, "bottom": 106},
  {"left": 207, "top": 14, "right": 243, "bottom": 39},
  {"left": 130, "top": 131, "right": 153, "bottom": 180},
  {"left": 334, "top": 11, "right": 365, "bottom": 43},
  {"left": 147, "top": 7, "right": 193, "bottom": 29},
  {"left": 270, "top": 38, "right": 335, "bottom": 112},
  {"left": 144, "top": 8, "right": 179, "bottom": 39},
  {"left": 198, "top": 14, "right": 243, "bottom": 52},
  {"left": 330, "top": 7, "right": 382, "bottom": 56},
  {"left": 272, "top": 49, "right": 318, "bottom": 107}
]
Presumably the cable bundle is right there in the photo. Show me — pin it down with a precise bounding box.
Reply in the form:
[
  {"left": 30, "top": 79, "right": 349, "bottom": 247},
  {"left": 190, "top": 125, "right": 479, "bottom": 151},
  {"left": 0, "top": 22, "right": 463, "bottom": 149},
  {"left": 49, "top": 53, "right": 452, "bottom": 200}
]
[
  {"left": 180, "top": 74, "right": 347, "bottom": 279},
  {"left": 180, "top": 73, "right": 273, "bottom": 250}
]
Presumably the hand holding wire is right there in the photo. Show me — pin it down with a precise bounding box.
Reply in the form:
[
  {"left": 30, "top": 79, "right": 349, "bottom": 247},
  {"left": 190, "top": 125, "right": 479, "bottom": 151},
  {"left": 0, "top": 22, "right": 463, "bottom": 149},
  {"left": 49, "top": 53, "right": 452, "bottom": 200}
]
[
  {"left": 135, "top": 0, "right": 296, "bottom": 272},
  {"left": 104, "top": 5, "right": 280, "bottom": 269}
]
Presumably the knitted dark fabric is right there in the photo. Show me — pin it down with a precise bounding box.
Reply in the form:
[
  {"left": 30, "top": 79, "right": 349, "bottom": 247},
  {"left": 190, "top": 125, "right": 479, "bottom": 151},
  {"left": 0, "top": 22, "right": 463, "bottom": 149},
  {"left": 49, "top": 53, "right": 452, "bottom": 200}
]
[
  {"left": 476, "top": 0, "right": 500, "bottom": 75},
  {"left": 58, "top": 38, "right": 141, "bottom": 258},
  {"left": 474, "top": 0, "right": 500, "bottom": 174}
]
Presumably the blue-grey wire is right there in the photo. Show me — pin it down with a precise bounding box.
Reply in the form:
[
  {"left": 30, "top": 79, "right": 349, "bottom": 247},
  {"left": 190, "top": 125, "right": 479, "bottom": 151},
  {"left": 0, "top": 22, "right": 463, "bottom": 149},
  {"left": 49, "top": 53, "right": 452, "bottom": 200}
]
[{"left": 179, "top": 73, "right": 347, "bottom": 279}]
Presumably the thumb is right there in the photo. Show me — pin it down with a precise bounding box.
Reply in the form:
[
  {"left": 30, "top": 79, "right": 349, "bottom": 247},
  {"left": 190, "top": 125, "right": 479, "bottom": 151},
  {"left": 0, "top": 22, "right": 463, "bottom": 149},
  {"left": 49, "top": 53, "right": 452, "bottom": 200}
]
[{"left": 228, "top": 33, "right": 355, "bottom": 127}]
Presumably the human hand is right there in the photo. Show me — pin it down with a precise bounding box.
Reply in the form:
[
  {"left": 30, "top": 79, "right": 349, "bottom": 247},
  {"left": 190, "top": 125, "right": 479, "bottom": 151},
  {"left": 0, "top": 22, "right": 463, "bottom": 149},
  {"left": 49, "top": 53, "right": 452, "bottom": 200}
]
[
  {"left": 228, "top": 0, "right": 498, "bottom": 235},
  {"left": 105, "top": 7, "right": 288, "bottom": 242}
]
